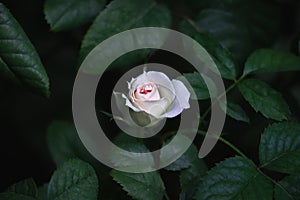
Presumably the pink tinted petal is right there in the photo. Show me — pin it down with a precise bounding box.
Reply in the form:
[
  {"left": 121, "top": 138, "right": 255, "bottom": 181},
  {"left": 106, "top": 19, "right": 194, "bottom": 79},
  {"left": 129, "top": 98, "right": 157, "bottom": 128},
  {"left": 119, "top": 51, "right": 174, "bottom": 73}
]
[
  {"left": 135, "top": 83, "right": 160, "bottom": 101},
  {"left": 121, "top": 94, "right": 141, "bottom": 112}
]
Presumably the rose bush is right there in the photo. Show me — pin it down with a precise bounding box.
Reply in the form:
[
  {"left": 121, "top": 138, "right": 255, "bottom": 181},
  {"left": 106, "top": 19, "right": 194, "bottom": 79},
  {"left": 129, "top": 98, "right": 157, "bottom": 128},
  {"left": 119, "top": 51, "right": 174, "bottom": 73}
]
[{"left": 114, "top": 70, "right": 190, "bottom": 126}]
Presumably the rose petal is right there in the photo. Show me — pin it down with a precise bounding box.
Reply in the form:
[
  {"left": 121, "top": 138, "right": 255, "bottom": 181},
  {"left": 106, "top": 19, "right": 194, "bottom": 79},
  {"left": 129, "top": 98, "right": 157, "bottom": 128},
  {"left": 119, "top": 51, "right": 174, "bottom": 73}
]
[
  {"left": 158, "top": 80, "right": 190, "bottom": 118},
  {"left": 134, "top": 98, "right": 170, "bottom": 118},
  {"left": 135, "top": 83, "right": 160, "bottom": 101},
  {"left": 172, "top": 79, "right": 190, "bottom": 109},
  {"left": 128, "top": 71, "right": 148, "bottom": 90},
  {"left": 130, "top": 71, "right": 176, "bottom": 95},
  {"left": 127, "top": 78, "right": 135, "bottom": 90},
  {"left": 146, "top": 71, "right": 175, "bottom": 93},
  {"left": 121, "top": 93, "right": 141, "bottom": 112},
  {"left": 113, "top": 92, "right": 142, "bottom": 126},
  {"left": 157, "top": 85, "right": 175, "bottom": 103},
  {"left": 159, "top": 98, "right": 183, "bottom": 118},
  {"left": 121, "top": 72, "right": 190, "bottom": 120},
  {"left": 114, "top": 92, "right": 162, "bottom": 127}
]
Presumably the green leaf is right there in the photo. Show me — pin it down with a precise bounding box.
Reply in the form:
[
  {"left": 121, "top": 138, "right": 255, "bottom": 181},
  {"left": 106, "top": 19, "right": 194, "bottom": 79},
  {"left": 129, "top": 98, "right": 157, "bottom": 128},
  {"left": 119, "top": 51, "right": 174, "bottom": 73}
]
[
  {"left": 243, "top": 49, "right": 300, "bottom": 76},
  {"left": 223, "top": 101, "right": 250, "bottom": 123},
  {"left": 179, "top": 19, "right": 238, "bottom": 80},
  {"left": 44, "top": 0, "right": 106, "bottom": 32},
  {"left": 274, "top": 174, "right": 300, "bottom": 200},
  {"left": 194, "top": 0, "right": 280, "bottom": 63},
  {"left": 259, "top": 122, "right": 300, "bottom": 174},
  {"left": 238, "top": 78, "right": 290, "bottom": 121},
  {"left": 6, "top": 178, "right": 37, "bottom": 198},
  {"left": 110, "top": 133, "right": 155, "bottom": 172},
  {"left": 177, "top": 72, "right": 209, "bottom": 100},
  {"left": 0, "top": 178, "right": 38, "bottom": 200},
  {"left": 110, "top": 133, "right": 165, "bottom": 200},
  {"left": 110, "top": 170, "right": 165, "bottom": 200},
  {"left": 79, "top": 0, "right": 171, "bottom": 66},
  {"left": 46, "top": 120, "right": 77, "bottom": 165},
  {"left": 179, "top": 145, "right": 207, "bottom": 200},
  {"left": 46, "top": 120, "right": 94, "bottom": 166},
  {"left": 113, "top": 133, "right": 148, "bottom": 153},
  {"left": 196, "top": 9, "right": 250, "bottom": 63},
  {"left": 0, "top": 3, "right": 50, "bottom": 96},
  {"left": 0, "top": 56, "right": 18, "bottom": 84},
  {"left": 180, "top": 160, "right": 207, "bottom": 200},
  {"left": 0, "top": 193, "right": 36, "bottom": 200},
  {"left": 164, "top": 143, "right": 204, "bottom": 171},
  {"left": 48, "top": 159, "right": 98, "bottom": 200},
  {"left": 194, "top": 156, "right": 273, "bottom": 200}
]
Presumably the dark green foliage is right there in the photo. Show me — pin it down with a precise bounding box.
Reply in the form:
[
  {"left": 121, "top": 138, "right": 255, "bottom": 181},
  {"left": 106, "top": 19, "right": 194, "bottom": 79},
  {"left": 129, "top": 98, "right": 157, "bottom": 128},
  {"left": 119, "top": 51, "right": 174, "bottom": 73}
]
[
  {"left": 0, "top": 178, "right": 38, "bottom": 200},
  {"left": 224, "top": 101, "right": 250, "bottom": 123},
  {"left": 238, "top": 79, "right": 290, "bottom": 120},
  {"left": 44, "top": 0, "right": 106, "bottom": 32},
  {"left": 259, "top": 122, "right": 300, "bottom": 174},
  {"left": 178, "top": 145, "right": 207, "bottom": 200},
  {"left": 177, "top": 72, "right": 210, "bottom": 100},
  {"left": 48, "top": 159, "right": 98, "bottom": 200},
  {"left": 274, "top": 174, "right": 300, "bottom": 200},
  {"left": 244, "top": 49, "right": 300, "bottom": 76},
  {"left": 1, "top": 0, "right": 300, "bottom": 200},
  {"left": 192, "top": 0, "right": 280, "bottom": 63},
  {"left": 194, "top": 156, "right": 273, "bottom": 200},
  {"left": 46, "top": 120, "right": 93, "bottom": 166},
  {"left": 0, "top": 3, "right": 49, "bottom": 96},
  {"left": 79, "top": 0, "right": 171, "bottom": 66},
  {"left": 179, "top": 20, "right": 238, "bottom": 80},
  {"left": 111, "top": 170, "right": 165, "bottom": 200}
]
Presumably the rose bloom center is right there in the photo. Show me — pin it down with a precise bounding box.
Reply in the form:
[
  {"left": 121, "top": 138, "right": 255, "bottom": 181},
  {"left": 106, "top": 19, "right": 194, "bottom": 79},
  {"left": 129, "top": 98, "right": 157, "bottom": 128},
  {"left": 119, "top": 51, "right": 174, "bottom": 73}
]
[{"left": 134, "top": 83, "right": 160, "bottom": 101}]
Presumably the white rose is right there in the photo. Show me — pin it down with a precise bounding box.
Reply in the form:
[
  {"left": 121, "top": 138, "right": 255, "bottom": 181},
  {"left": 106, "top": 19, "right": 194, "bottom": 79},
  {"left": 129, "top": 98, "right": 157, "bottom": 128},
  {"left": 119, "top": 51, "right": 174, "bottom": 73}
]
[{"left": 117, "top": 71, "right": 190, "bottom": 123}]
